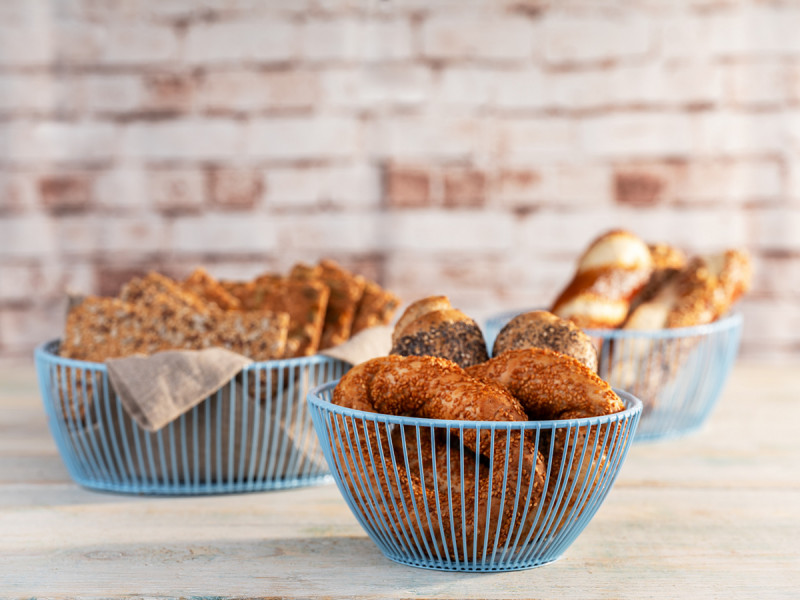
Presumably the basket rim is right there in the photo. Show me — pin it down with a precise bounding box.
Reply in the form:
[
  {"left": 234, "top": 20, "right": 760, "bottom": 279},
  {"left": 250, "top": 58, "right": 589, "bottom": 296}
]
[
  {"left": 486, "top": 309, "right": 742, "bottom": 339},
  {"left": 33, "top": 338, "right": 351, "bottom": 371},
  {"left": 307, "top": 379, "right": 642, "bottom": 429}
]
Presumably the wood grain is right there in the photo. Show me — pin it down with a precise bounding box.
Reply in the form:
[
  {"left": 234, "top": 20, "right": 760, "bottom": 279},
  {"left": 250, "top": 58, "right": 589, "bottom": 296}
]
[{"left": 1, "top": 363, "right": 798, "bottom": 599}]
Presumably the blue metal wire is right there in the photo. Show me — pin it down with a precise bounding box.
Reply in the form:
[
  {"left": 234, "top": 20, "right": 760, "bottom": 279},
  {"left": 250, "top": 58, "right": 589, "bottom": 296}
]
[
  {"left": 307, "top": 380, "right": 641, "bottom": 572},
  {"left": 484, "top": 310, "right": 742, "bottom": 442},
  {"left": 34, "top": 339, "right": 350, "bottom": 495}
]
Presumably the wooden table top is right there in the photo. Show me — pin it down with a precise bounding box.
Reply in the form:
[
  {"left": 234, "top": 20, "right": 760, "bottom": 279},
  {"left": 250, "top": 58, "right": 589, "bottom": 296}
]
[{"left": 1, "top": 361, "right": 798, "bottom": 599}]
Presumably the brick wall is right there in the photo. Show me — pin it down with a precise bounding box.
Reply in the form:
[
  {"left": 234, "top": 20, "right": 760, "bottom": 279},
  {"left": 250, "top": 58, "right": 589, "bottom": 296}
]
[{"left": 1, "top": 0, "right": 799, "bottom": 362}]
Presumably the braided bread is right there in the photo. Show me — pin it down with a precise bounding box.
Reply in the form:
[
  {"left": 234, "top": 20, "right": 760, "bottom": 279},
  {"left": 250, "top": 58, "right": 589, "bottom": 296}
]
[{"left": 551, "top": 230, "right": 654, "bottom": 329}]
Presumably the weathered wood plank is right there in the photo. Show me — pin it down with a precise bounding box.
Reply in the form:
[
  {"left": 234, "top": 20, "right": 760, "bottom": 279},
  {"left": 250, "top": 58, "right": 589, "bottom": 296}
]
[{"left": 1, "top": 362, "right": 798, "bottom": 599}]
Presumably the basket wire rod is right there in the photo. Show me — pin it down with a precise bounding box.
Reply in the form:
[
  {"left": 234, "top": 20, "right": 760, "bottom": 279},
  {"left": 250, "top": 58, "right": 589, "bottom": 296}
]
[
  {"left": 45, "top": 363, "right": 79, "bottom": 480},
  {"left": 114, "top": 385, "right": 137, "bottom": 485},
  {"left": 153, "top": 421, "right": 169, "bottom": 489},
  {"left": 227, "top": 377, "right": 238, "bottom": 488},
  {"left": 552, "top": 423, "right": 608, "bottom": 557},
  {"left": 351, "top": 418, "right": 410, "bottom": 557},
  {"left": 265, "top": 366, "right": 286, "bottom": 481},
  {"left": 434, "top": 427, "right": 464, "bottom": 565},
  {"left": 285, "top": 366, "right": 305, "bottom": 482},
  {"left": 523, "top": 424, "right": 562, "bottom": 562},
  {"left": 470, "top": 426, "right": 482, "bottom": 564},
  {"left": 392, "top": 422, "right": 440, "bottom": 562},
  {"left": 68, "top": 365, "right": 102, "bottom": 481},
  {"left": 507, "top": 426, "right": 544, "bottom": 559},
  {"left": 276, "top": 367, "right": 295, "bottom": 482},
  {"left": 497, "top": 426, "right": 528, "bottom": 564},
  {"left": 87, "top": 370, "right": 114, "bottom": 482},
  {"left": 79, "top": 370, "right": 108, "bottom": 479},
  {"left": 178, "top": 411, "right": 190, "bottom": 489},
  {"left": 169, "top": 418, "right": 181, "bottom": 489},
  {"left": 213, "top": 387, "right": 223, "bottom": 488},
  {"left": 245, "top": 369, "right": 262, "bottom": 487},
  {"left": 96, "top": 371, "right": 123, "bottom": 486},
  {"left": 287, "top": 366, "right": 310, "bottom": 482},
  {"left": 487, "top": 429, "right": 508, "bottom": 567},
  {"left": 410, "top": 424, "right": 445, "bottom": 565},
  {"left": 255, "top": 367, "right": 272, "bottom": 483}
]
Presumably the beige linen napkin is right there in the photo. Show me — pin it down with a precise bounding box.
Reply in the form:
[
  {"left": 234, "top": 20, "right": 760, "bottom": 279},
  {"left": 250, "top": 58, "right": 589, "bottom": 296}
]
[
  {"left": 104, "top": 324, "right": 390, "bottom": 433},
  {"left": 106, "top": 347, "right": 253, "bottom": 432}
]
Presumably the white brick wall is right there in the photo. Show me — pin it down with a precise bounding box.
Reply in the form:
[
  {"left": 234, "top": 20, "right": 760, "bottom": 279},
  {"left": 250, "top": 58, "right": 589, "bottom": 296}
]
[{"left": 0, "top": 0, "right": 798, "bottom": 361}]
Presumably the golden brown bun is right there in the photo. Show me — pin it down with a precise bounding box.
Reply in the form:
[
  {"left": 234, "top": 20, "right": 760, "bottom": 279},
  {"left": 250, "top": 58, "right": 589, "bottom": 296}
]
[
  {"left": 392, "top": 295, "right": 452, "bottom": 345},
  {"left": 492, "top": 310, "right": 598, "bottom": 372},
  {"left": 390, "top": 297, "right": 489, "bottom": 368}
]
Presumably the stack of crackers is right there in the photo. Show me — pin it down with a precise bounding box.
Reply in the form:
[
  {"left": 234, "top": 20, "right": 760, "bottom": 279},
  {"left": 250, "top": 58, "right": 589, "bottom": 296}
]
[{"left": 60, "top": 259, "right": 400, "bottom": 362}]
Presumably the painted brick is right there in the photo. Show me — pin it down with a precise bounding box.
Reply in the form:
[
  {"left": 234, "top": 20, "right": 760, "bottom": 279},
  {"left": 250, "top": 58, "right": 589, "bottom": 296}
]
[
  {"left": 614, "top": 168, "right": 672, "bottom": 207},
  {"left": 245, "top": 116, "right": 360, "bottom": 160},
  {"left": 753, "top": 208, "right": 800, "bottom": 252},
  {"left": 543, "top": 15, "right": 652, "bottom": 65},
  {"left": 207, "top": 168, "right": 264, "bottom": 210},
  {"left": 95, "top": 167, "right": 149, "bottom": 213},
  {"left": 38, "top": 172, "right": 94, "bottom": 215},
  {"left": 0, "top": 25, "right": 53, "bottom": 66},
  {"left": 0, "top": 172, "right": 37, "bottom": 214},
  {"left": 436, "top": 67, "right": 496, "bottom": 109},
  {"left": 100, "top": 24, "right": 180, "bottom": 65},
  {"left": 0, "top": 74, "right": 81, "bottom": 115},
  {"left": 84, "top": 75, "right": 144, "bottom": 114},
  {"left": 302, "top": 19, "right": 363, "bottom": 62},
  {"left": 751, "top": 254, "right": 800, "bottom": 299},
  {"left": 660, "top": 15, "right": 713, "bottom": 61},
  {"left": 273, "top": 213, "right": 383, "bottom": 252},
  {"left": 738, "top": 299, "right": 800, "bottom": 345},
  {"left": 0, "top": 215, "right": 56, "bottom": 258},
  {"left": 361, "top": 19, "right": 414, "bottom": 62},
  {"left": 494, "top": 117, "right": 577, "bottom": 165},
  {"left": 493, "top": 68, "right": 549, "bottom": 110},
  {"left": 382, "top": 210, "right": 514, "bottom": 252},
  {"left": 99, "top": 215, "right": 168, "bottom": 254},
  {"left": 53, "top": 215, "right": 100, "bottom": 256},
  {"left": 787, "top": 155, "right": 800, "bottom": 202},
  {"left": 171, "top": 214, "right": 278, "bottom": 253},
  {"left": 185, "top": 20, "right": 296, "bottom": 63},
  {"left": 265, "top": 164, "right": 380, "bottom": 208},
  {"left": 0, "top": 302, "right": 66, "bottom": 352},
  {"left": 384, "top": 165, "right": 432, "bottom": 208},
  {"left": 96, "top": 264, "right": 153, "bottom": 296},
  {"left": 422, "top": 15, "right": 534, "bottom": 62},
  {"left": 198, "top": 69, "right": 320, "bottom": 112},
  {"left": 707, "top": 6, "right": 800, "bottom": 57},
  {"left": 1, "top": 121, "right": 118, "bottom": 163},
  {"left": 122, "top": 119, "right": 242, "bottom": 160},
  {"left": 692, "top": 111, "right": 783, "bottom": 156},
  {"left": 494, "top": 164, "right": 612, "bottom": 207},
  {"left": 149, "top": 168, "right": 206, "bottom": 215},
  {"left": 581, "top": 113, "right": 693, "bottom": 159},
  {"left": 373, "top": 115, "right": 491, "bottom": 162},
  {"left": 142, "top": 72, "right": 194, "bottom": 113},
  {"left": 680, "top": 160, "right": 782, "bottom": 203},
  {"left": 321, "top": 66, "right": 432, "bottom": 109},
  {"left": 443, "top": 167, "right": 486, "bottom": 208},
  {"left": 0, "top": 264, "right": 38, "bottom": 302},
  {"left": 722, "top": 61, "right": 788, "bottom": 106}
]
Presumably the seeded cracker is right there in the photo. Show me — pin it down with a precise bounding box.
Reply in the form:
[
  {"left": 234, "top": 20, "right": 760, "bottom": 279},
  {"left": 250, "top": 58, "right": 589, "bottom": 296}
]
[
  {"left": 182, "top": 267, "right": 242, "bottom": 311},
  {"left": 120, "top": 271, "right": 214, "bottom": 316},
  {"left": 351, "top": 279, "right": 401, "bottom": 335},
  {"left": 248, "top": 275, "right": 330, "bottom": 357},
  {"left": 315, "top": 259, "right": 366, "bottom": 349}
]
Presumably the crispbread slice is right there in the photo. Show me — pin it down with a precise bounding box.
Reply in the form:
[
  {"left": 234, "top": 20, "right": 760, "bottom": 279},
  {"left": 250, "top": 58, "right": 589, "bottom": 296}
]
[
  {"left": 182, "top": 267, "right": 242, "bottom": 311},
  {"left": 60, "top": 296, "right": 149, "bottom": 361},
  {"left": 351, "top": 279, "right": 401, "bottom": 335},
  {"left": 255, "top": 275, "right": 330, "bottom": 357},
  {"left": 120, "top": 272, "right": 214, "bottom": 316},
  {"left": 316, "top": 259, "right": 366, "bottom": 349}
]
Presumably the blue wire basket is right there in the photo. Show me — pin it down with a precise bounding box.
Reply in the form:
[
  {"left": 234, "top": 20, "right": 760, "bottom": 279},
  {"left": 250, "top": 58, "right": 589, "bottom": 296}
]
[
  {"left": 34, "top": 339, "right": 350, "bottom": 495},
  {"left": 308, "top": 381, "right": 641, "bottom": 572},
  {"left": 484, "top": 311, "right": 742, "bottom": 442}
]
